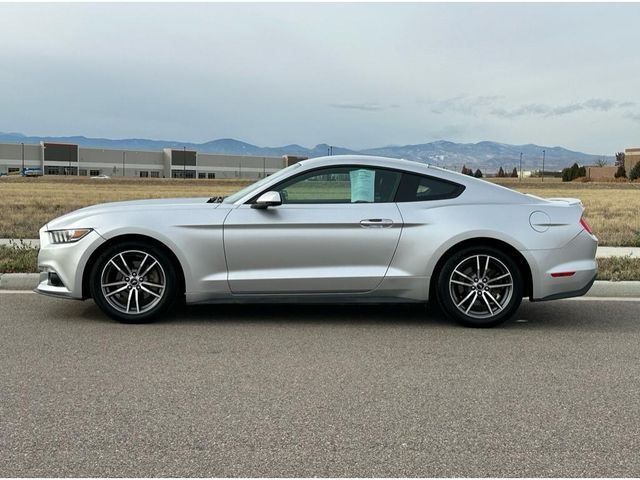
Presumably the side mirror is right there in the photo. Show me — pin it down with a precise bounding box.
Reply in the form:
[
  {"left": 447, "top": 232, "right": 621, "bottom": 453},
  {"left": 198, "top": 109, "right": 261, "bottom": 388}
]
[{"left": 251, "top": 191, "right": 282, "bottom": 209}]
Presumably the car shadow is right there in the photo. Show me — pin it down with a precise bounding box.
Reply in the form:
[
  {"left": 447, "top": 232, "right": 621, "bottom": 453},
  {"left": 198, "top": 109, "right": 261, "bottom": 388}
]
[{"left": 166, "top": 301, "right": 451, "bottom": 328}]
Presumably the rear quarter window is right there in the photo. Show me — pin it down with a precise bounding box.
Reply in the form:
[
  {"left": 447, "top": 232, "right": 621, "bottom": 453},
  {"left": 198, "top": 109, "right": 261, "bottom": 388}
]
[{"left": 395, "top": 173, "right": 465, "bottom": 202}]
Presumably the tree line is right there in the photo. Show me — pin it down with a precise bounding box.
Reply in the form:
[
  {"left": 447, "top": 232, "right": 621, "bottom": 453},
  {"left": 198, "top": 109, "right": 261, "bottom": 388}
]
[
  {"left": 561, "top": 152, "right": 640, "bottom": 181},
  {"left": 460, "top": 166, "right": 518, "bottom": 178}
]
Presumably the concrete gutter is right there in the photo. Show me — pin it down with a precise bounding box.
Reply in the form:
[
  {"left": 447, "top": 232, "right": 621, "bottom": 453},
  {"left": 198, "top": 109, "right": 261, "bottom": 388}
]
[{"left": 0, "top": 273, "right": 638, "bottom": 298}]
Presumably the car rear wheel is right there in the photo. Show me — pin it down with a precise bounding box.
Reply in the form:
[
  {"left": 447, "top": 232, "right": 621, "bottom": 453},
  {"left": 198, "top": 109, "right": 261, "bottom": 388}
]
[
  {"left": 90, "top": 241, "right": 178, "bottom": 323},
  {"left": 436, "top": 246, "right": 523, "bottom": 327}
]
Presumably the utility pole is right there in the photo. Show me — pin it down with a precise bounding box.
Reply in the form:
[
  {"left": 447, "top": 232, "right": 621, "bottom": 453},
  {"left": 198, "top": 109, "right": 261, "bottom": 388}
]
[
  {"left": 21, "top": 142, "right": 24, "bottom": 173},
  {"left": 519, "top": 152, "right": 522, "bottom": 181},
  {"left": 541, "top": 149, "right": 546, "bottom": 182},
  {"left": 263, "top": 157, "right": 266, "bottom": 178},
  {"left": 183, "top": 146, "right": 186, "bottom": 179},
  {"left": 122, "top": 152, "right": 126, "bottom": 176}
]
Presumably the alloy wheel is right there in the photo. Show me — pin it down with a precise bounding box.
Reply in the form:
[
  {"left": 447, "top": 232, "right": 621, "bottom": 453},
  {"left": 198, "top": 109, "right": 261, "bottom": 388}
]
[
  {"left": 448, "top": 254, "right": 514, "bottom": 319},
  {"left": 100, "top": 250, "right": 166, "bottom": 315}
]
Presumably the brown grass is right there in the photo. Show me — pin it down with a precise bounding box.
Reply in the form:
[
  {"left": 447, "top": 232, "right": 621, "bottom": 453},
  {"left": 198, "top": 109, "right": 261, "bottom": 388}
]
[
  {"left": 597, "top": 256, "right": 640, "bottom": 281},
  {"left": 1, "top": 175, "right": 639, "bottom": 246}
]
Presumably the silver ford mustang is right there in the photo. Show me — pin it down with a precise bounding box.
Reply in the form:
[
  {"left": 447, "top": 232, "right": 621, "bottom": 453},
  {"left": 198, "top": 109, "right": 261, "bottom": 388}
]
[{"left": 36, "top": 155, "right": 598, "bottom": 327}]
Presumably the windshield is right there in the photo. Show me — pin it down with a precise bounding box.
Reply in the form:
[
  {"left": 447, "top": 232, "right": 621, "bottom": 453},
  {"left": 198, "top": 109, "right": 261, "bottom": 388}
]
[{"left": 222, "top": 162, "right": 302, "bottom": 204}]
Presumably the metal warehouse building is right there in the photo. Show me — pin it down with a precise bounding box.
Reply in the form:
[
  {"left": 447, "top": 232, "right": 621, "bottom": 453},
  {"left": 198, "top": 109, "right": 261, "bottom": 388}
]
[{"left": 0, "top": 141, "right": 295, "bottom": 179}]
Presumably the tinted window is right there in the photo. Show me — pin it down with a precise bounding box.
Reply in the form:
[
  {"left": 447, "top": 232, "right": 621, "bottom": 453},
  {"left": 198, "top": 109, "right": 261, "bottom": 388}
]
[
  {"left": 274, "top": 167, "right": 402, "bottom": 204},
  {"left": 395, "top": 173, "right": 464, "bottom": 202}
]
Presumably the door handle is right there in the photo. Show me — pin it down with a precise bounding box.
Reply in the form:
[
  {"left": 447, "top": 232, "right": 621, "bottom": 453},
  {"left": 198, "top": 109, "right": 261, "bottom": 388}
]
[{"left": 360, "top": 218, "right": 394, "bottom": 228}]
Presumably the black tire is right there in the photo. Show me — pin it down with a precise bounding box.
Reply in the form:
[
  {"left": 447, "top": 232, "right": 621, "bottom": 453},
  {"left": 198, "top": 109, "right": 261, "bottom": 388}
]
[
  {"left": 436, "top": 245, "right": 523, "bottom": 328},
  {"left": 89, "top": 241, "right": 178, "bottom": 323}
]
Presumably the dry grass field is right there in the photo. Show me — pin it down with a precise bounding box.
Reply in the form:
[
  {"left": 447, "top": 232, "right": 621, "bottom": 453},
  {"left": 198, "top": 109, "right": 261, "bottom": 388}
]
[{"left": 1, "top": 175, "right": 639, "bottom": 246}]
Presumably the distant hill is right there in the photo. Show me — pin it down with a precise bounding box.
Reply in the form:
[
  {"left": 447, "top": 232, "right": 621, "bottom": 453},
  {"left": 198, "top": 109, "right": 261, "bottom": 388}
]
[
  {"left": 0, "top": 131, "right": 608, "bottom": 171},
  {"left": 361, "top": 140, "right": 608, "bottom": 171}
]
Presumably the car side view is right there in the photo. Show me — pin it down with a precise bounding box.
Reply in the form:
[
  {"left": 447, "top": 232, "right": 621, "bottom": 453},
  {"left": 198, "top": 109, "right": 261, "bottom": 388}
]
[{"left": 35, "top": 155, "right": 598, "bottom": 327}]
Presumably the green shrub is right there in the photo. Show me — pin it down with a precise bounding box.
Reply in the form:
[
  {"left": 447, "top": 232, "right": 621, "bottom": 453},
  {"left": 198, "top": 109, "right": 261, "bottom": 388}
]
[{"left": 614, "top": 165, "right": 627, "bottom": 178}]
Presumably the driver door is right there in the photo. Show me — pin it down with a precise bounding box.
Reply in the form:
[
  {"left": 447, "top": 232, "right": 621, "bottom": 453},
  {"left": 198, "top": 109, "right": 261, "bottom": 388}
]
[{"left": 223, "top": 166, "right": 404, "bottom": 294}]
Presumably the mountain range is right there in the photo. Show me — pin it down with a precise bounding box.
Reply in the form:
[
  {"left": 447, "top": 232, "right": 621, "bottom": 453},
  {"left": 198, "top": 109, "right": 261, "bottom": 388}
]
[{"left": 0, "top": 131, "right": 609, "bottom": 171}]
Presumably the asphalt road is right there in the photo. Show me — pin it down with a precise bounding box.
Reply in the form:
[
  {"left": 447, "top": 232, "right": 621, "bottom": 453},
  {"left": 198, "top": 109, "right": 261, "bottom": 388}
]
[{"left": 1, "top": 293, "right": 640, "bottom": 477}]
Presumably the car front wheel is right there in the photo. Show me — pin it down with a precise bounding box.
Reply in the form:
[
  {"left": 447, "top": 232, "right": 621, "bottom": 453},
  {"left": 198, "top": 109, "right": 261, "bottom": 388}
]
[
  {"left": 436, "top": 246, "right": 523, "bottom": 327},
  {"left": 90, "top": 241, "right": 178, "bottom": 323}
]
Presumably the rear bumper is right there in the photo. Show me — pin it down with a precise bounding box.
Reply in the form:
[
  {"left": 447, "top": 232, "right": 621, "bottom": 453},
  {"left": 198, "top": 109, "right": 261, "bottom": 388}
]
[
  {"left": 523, "top": 229, "right": 598, "bottom": 301},
  {"left": 531, "top": 272, "right": 597, "bottom": 302}
]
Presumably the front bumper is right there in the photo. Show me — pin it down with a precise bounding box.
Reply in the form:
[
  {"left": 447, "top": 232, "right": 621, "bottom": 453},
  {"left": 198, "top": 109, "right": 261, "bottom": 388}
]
[
  {"left": 524, "top": 229, "right": 598, "bottom": 301},
  {"left": 35, "top": 228, "right": 106, "bottom": 299}
]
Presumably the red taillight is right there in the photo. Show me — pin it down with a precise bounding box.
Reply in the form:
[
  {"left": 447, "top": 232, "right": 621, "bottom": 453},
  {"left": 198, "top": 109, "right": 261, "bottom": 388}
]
[
  {"left": 580, "top": 216, "right": 593, "bottom": 235},
  {"left": 551, "top": 271, "right": 576, "bottom": 278}
]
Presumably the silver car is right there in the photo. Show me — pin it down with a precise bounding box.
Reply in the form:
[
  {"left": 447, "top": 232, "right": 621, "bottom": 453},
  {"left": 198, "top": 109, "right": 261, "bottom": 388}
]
[{"left": 36, "top": 155, "right": 598, "bottom": 327}]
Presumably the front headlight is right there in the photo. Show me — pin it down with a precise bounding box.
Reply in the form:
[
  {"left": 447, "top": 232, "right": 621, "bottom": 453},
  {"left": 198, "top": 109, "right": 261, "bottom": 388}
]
[{"left": 48, "top": 228, "right": 93, "bottom": 244}]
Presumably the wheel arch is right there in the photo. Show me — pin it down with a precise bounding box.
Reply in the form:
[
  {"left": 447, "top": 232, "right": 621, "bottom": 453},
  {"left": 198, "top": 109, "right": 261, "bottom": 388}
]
[
  {"left": 428, "top": 237, "right": 533, "bottom": 301},
  {"left": 81, "top": 234, "right": 186, "bottom": 300}
]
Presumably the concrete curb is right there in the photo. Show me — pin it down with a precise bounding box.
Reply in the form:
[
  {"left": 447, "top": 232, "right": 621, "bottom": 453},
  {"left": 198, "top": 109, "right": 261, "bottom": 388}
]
[
  {"left": 586, "top": 281, "right": 640, "bottom": 297},
  {"left": 0, "top": 273, "right": 40, "bottom": 290},
  {"left": 0, "top": 273, "right": 638, "bottom": 298}
]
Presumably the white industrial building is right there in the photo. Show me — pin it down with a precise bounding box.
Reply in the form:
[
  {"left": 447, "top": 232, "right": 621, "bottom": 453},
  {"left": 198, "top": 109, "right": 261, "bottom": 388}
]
[{"left": 0, "top": 141, "right": 297, "bottom": 179}]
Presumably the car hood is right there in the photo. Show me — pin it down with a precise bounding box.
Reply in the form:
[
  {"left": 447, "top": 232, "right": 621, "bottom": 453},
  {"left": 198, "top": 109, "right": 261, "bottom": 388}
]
[{"left": 46, "top": 197, "right": 216, "bottom": 230}]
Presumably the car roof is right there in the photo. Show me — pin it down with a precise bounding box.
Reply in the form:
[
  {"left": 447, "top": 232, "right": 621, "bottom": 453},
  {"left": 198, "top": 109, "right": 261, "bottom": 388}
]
[{"left": 299, "top": 155, "right": 431, "bottom": 173}]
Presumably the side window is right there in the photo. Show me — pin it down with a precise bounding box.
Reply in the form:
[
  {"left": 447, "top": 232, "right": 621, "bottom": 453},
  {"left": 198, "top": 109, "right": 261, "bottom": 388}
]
[
  {"left": 395, "top": 173, "right": 464, "bottom": 202},
  {"left": 274, "top": 167, "right": 402, "bottom": 204}
]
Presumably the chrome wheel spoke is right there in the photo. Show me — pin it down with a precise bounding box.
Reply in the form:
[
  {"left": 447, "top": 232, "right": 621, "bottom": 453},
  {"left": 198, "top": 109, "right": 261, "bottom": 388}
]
[
  {"left": 453, "top": 269, "right": 474, "bottom": 283},
  {"left": 126, "top": 289, "right": 133, "bottom": 312},
  {"left": 465, "top": 292, "right": 478, "bottom": 314},
  {"left": 119, "top": 253, "right": 132, "bottom": 274},
  {"left": 451, "top": 279, "right": 473, "bottom": 287},
  {"left": 489, "top": 283, "right": 512, "bottom": 288},
  {"left": 456, "top": 290, "right": 475, "bottom": 308},
  {"left": 141, "top": 281, "right": 164, "bottom": 289},
  {"left": 134, "top": 288, "right": 140, "bottom": 313},
  {"left": 109, "top": 259, "right": 127, "bottom": 277},
  {"left": 103, "top": 281, "right": 126, "bottom": 288},
  {"left": 488, "top": 273, "right": 510, "bottom": 283},
  {"left": 140, "top": 285, "right": 161, "bottom": 298},
  {"left": 485, "top": 291, "right": 504, "bottom": 311},
  {"left": 481, "top": 293, "right": 494, "bottom": 315},
  {"left": 139, "top": 260, "right": 158, "bottom": 279},
  {"left": 105, "top": 285, "right": 128, "bottom": 297},
  {"left": 137, "top": 254, "right": 149, "bottom": 275},
  {"left": 482, "top": 256, "right": 490, "bottom": 279}
]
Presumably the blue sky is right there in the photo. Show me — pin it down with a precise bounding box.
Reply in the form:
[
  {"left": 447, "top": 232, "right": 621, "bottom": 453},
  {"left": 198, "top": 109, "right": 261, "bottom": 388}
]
[{"left": 1, "top": 2, "right": 639, "bottom": 154}]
